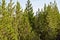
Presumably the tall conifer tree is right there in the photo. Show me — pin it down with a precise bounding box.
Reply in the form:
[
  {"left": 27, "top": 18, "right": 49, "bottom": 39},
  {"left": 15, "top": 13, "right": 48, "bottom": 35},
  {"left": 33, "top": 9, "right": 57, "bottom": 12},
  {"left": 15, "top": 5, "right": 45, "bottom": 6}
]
[
  {"left": 46, "top": 1, "right": 59, "bottom": 40},
  {"left": 25, "top": 0, "right": 34, "bottom": 29}
]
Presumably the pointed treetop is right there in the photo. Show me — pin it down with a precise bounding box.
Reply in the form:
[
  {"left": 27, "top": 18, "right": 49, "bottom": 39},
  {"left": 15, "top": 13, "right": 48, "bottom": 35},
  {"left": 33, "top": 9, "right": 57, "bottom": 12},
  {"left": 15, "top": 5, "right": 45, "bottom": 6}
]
[
  {"left": 54, "top": 0, "right": 57, "bottom": 6},
  {"left": 37, "top": 8, "right": 40, "bottom": 13},
  {"left": 27, "top": 0, "right": 31, "bottom": 5},
  {"left": 44, "top": 4, "right": 46, "bottom": 11},
  {"left": 16, "top": 1, "right": 21, "bottom": 9},
  {"left": 2, "top": 0, "right": 6, "bottom": 10},
  {"left": 27, "top": 0, "right": 30, "bottom": 2}
]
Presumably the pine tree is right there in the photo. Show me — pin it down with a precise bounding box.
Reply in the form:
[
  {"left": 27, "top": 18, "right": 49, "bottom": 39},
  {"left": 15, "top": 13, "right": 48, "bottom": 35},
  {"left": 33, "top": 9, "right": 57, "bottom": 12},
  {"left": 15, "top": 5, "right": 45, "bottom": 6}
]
[
  {"left": 46, "top": 1, "right": 59, "bottom": 40},
  {"left": 39, "top": 4, "right": 49, "bottom": 40},
  {"left": 23, "top": 11, "right": 40, "bottom": 40},
  {"left": 25, "top": 0, "right": 34, "bottom": 29},
  {"left": 7, "top": 0, "right": 15, "bottom": 16},
  {"left": 35, "top": 7, "right": 48, "bottom": 40},
  {"left": 0, "top": 0, "right": 7, "bottom": 40},
  {"left": 53, "top": 1, "right": 60, "bottom": 40},
  {"left": 0, "top": 0, "right": 18, "bottom": 40},
  {"left": 16, "top": 1, "right": 22, "bottom": 40},
  {"left": 15, "top": 1, "right": 38, "bottom": 40}
]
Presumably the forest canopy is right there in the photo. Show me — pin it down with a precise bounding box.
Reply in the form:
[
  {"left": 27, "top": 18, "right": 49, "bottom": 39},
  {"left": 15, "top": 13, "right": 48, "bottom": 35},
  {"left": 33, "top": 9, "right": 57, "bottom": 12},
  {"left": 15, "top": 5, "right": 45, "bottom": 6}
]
[{"left": 0, "top": 0, "right": 60, "bottom": 40}]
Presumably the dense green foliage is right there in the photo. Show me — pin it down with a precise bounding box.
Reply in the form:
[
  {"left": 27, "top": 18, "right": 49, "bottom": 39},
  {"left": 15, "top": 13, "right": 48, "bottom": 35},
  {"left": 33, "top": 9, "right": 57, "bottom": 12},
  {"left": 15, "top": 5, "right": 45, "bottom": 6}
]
[{"left": 0, "top": 0, "right": 60, "bottom": 40}]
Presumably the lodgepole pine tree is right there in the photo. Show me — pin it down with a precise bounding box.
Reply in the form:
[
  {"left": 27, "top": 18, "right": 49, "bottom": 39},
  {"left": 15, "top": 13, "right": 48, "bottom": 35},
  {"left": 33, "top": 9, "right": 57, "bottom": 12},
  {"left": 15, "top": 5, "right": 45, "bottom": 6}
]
[
  {"left": 16, "top": 1, "right": 38, "bottom": 40},
  {"left": 53, "top": 1, "right": 60, "bottom": 40},
  {"left": 39, "top": 4, "right": 49, "bottom": 40},
  {"left": 46, "top": 1, "right": 59, "bottom": 40},
  {"left": 7, "top": 0, "right": 15, "bottom": 16},
  {"left": 56, "top": 14, "right": 60, "bottom": 40},
  {"left": 35, "top": 7, "right": 48, "bottom": 40},
  {"left": 25, "top": 0, "right": 34, "bottom": 29},
  {"left": 0, "top": 0, "right": 18, "bottom": 40},
  {"left": 16, "top": 1, "right": 23, "bottom": 40},
  {"left": 0, "top": 0, "right": 7, "bottom": 40}
]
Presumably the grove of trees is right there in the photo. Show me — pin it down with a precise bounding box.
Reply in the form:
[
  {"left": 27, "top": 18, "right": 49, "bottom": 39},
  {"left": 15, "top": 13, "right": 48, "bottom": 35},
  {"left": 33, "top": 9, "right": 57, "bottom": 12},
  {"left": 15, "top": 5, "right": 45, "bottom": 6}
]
[{"left": 0, "top": 0, "right": 60, "bottom": 40}]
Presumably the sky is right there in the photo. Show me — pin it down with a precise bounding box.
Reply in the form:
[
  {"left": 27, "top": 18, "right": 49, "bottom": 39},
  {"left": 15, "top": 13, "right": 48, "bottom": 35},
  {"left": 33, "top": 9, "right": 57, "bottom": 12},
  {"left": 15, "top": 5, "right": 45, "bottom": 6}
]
[{"left": 0, "top": 0, "right": 60, "bottom": 13}]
